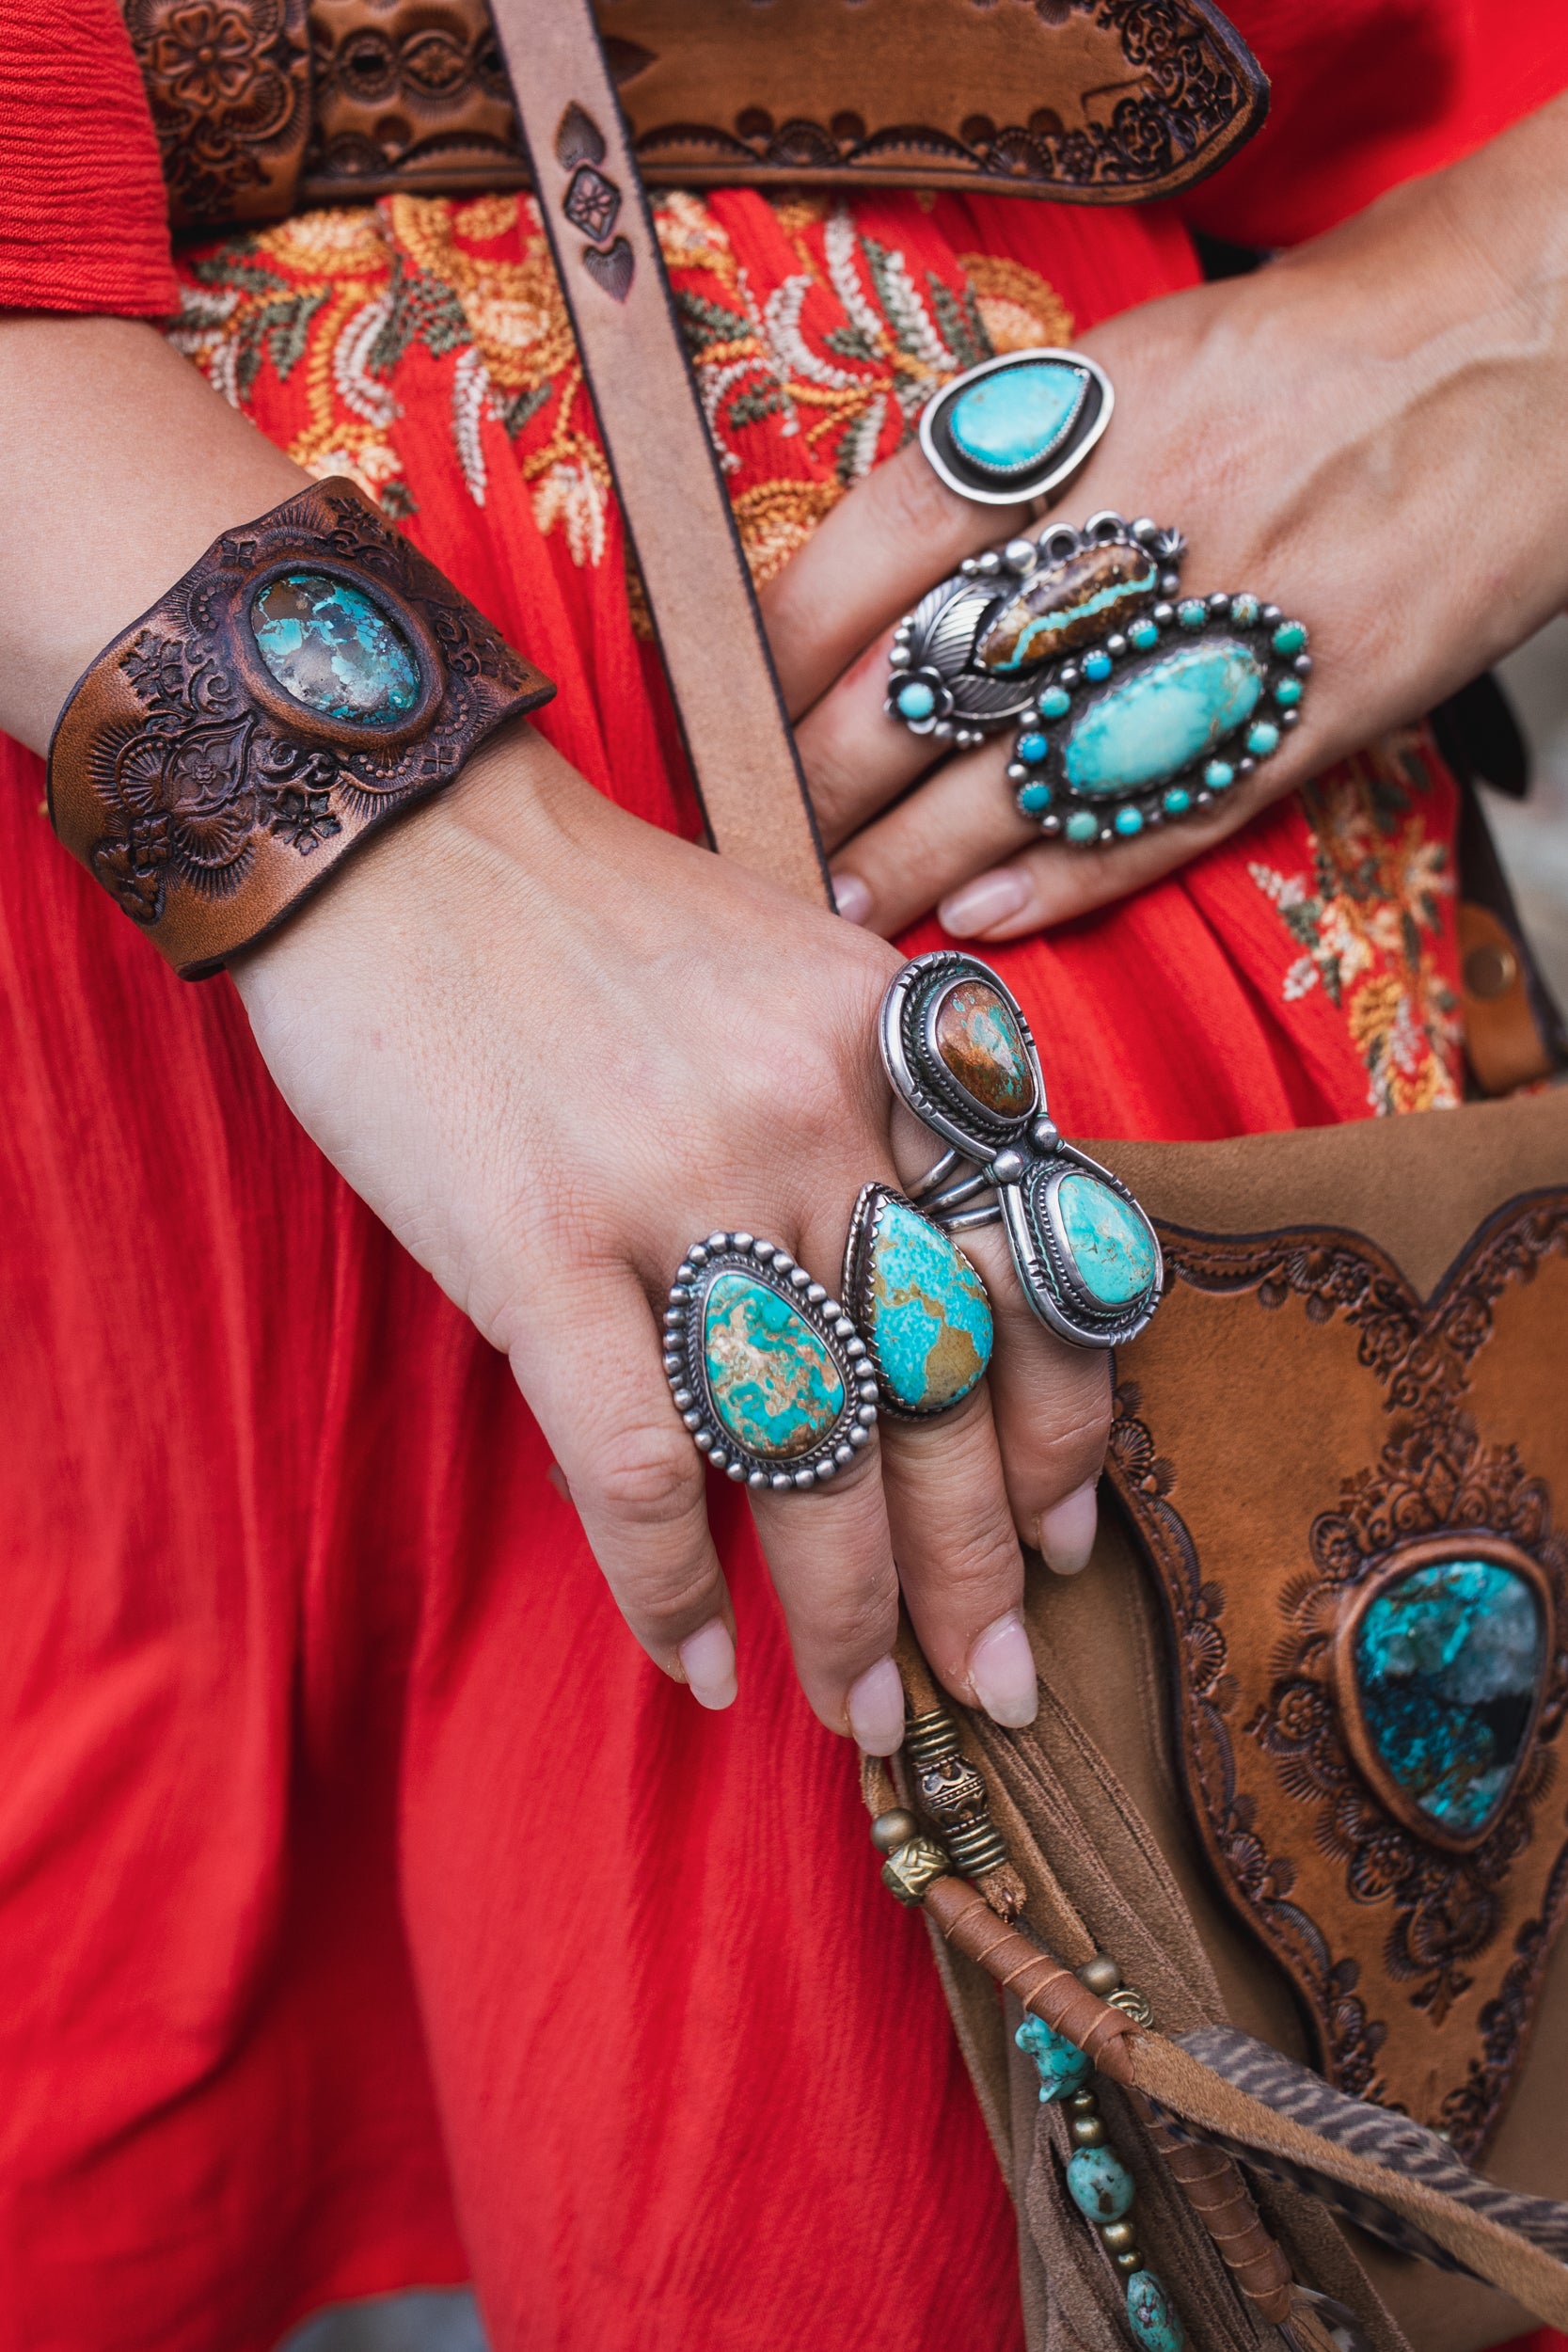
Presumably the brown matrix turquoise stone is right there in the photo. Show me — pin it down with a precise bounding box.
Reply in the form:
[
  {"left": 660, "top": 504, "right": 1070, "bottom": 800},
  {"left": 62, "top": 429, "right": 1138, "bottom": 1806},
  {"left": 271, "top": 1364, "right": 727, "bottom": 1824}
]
[
  {"left": 977, "top": 542, "right": 1158, "bottom": 675},
  {"left": 702, "top": 1272, "right": 845, "bottom": 1458},
  {"left": 934, "top": 980, "right": 1033, "bottom": 1117}
]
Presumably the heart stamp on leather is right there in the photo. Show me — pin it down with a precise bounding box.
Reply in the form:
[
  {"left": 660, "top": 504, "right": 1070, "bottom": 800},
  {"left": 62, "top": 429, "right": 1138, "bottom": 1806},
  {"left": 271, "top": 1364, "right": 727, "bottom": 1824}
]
[{"left": 581, "top": 235, "right": 635, "bottom": 303}]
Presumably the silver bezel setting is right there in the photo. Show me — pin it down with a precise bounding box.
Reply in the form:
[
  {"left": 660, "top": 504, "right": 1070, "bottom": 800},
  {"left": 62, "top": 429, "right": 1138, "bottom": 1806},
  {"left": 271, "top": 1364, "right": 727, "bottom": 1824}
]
[
  {"left": 1006, "top": 593, "right": 1312, "bottom": 846},
  {"left": 880, "top": 949, "right": 1043, "bottom": 1167},
  {"left": 840, "top": 1181, "right": 993, "bottom": 1420},
  {"left": 1001, "top": 1152, "right": 1164, "bottom": 1351},
  {"left": 664, "top": 1232, "right": 879, "bottom": 1489},
  {"left": 885, "top": 511, "right": 1183, "bottom": 750},
  {"left": 917, "top": 347, "right": 1114, "bottom": 507}
]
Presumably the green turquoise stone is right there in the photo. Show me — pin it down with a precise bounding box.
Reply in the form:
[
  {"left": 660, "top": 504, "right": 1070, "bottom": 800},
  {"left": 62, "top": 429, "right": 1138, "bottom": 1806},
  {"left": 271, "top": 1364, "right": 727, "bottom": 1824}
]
[
  {"left": 251, "top": 572, "right": 420, "bottom": 726},
  {"left": 1127, "top": 2271, "right": 1185, "bottom": 2352},
  {"left": 1273, "top": 619, "right": 1307, "bottom": 655},
  {"left": 1067, "top": 2145, "right": 1135, "bottom": 2221},
  {"left": 896, "top": 679, "right": 936, "bottom": 721},
  {"left": 702, "top": 1272, "right": 845, "bottom": 1459},
  {"left": 1130, "top": 618, "right": 1160, "bottom": 650},
  {"left": 1275, "top": 676, "right": 1304, "bottom": 707},
  {"left": 1246, "top": 721, "right": 1280, "bottom": 757},
  {"left": 1040, "top": 686, "right": 1071, "bottom": 719},
  {"left": 1353, "top": 1559, "right": 1544, "bottom": 1836},
  {"left": 1020, "top": 782, "right": 1052, "bottom": 814},
  {"left": 1015, "top": 2015, "right": 1091, "bottom": 2102},
  {"left": 1114, "top": 804, "right": 1144, "bottom": 836},
  {"left": 1059, "top": 1173, "right": 1156, "bottom": 1306},
  {"left": 1230, "top": 594, "right": 1259, "bottom": 628},
  {"left": 1061, "top": 638, "right": 1264, "bottom": 797},
  {"left": 1066, "top": 809, "right": 1100, "bottom": 844},
  {"left": 866, "top": 1198, "right": 991, "bottom": 1413},
  {"left": 948, "top": 359, "right": 1086, "bottom": 478}
]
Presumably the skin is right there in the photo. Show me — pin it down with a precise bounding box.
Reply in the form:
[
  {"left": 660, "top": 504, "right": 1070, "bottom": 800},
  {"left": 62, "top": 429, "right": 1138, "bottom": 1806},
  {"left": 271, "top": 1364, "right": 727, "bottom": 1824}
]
[{"left": 0, "top": 92, "right": 1563, "bottom": 1759}]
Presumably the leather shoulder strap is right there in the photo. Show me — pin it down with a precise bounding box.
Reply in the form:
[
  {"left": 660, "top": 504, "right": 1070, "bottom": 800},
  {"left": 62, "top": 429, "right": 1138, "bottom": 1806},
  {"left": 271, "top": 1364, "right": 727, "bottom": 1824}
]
[{"left": 484, "top": 0, "right": 831, "bottom": 906}]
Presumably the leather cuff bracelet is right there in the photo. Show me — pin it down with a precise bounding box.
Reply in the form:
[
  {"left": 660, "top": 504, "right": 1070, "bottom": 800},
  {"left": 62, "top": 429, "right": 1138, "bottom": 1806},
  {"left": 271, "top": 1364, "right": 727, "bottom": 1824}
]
[{"left": 47, "top": 479, "right": 555, "bottom": 978}]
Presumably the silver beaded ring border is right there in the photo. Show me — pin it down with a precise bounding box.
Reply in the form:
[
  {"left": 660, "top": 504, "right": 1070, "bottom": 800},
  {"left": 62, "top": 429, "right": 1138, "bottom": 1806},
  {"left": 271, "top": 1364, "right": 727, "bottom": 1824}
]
[{"left": 663, "top": 1232, "right": 879, "bottom": 1490}]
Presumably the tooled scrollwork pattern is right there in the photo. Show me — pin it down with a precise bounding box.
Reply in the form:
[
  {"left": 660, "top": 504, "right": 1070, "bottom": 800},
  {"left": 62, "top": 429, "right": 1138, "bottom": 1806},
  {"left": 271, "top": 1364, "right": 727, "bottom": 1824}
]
[
  {"left": 127, "top": 0, "right": 311, "bottom": 228},
  {"left": 1108, "top": 1193, "right": 1568, "bottom": 2158},
  {"left": 302, "top": 0, "right": 525, "bottom": 201}
]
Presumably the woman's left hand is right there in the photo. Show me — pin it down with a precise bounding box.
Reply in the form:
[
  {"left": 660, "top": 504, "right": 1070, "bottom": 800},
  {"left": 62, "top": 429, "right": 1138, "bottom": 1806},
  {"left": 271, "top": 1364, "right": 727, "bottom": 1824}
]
[{"left": 760, "top": 90, "right": 1568, "bottom": 943}]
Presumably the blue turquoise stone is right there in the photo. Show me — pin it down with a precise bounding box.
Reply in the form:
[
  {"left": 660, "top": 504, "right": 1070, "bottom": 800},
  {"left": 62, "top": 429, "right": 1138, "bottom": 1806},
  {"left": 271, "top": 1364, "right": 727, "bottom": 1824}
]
[
  {"left": 1178, "top": 599, "right": 1207, "bottom": 630},
  {"left": 1163, "top": 787, "right": 1192, "bottom": 816},
  {"left": 896, "top": 679, "right": 936, "bottom": 721},
  {"left": 1018, "top": 731, "right": 1049, "bottom": 764},
  {"left": 1061, "top": 639, "right": 1264, "bottom": 797},
  {"left": 1230, "top": 594, "right": 1260, "bottom": 628},
  {"left": 1083, "top": 649, "right": 1113, "bottom": 682},
  {"left": 1015, "top": 2015, "right": 1091, "bottom": 2102},
  {"left": 1205, "top": 759, "right": 1234, "bottom": 791},
  {"left": 1353, "top": 1558, "right": 1545, "bottom": 1836},
  {"left": 1020, "top": 782, "right": 1053, "bottom": 815},
  {"left": 1275, "top": 676, "right": 1304, "bottom": 707},
  {"left": 1114, "top": 805, "right": 1144, "bottom": 836},
  {"left": 865, "top": 1197, "right": 991, "bottom": 1414},
  {"left": 947, "top": 359, "right": 1086, "bottom": 478},
  {"left": 1131, "top": 618, "right": 1160, "bottom": 650},
  {"left": 1058, "top": 1173, "right": 1156, "bottom": 1306},
  {"left": 1066, "top": 809, "right": 1100, "bottom": 844},
  {"left": 1127, "top": 2271, "right": 1185, "bottom": 2352},
  {"left": 1040, "top": 686, "right": 1071, "bottom": 720},
  {"left": 1273, "top": 619, "right": 1307, "bottom": 655},
  {"left": 702, "top": 1273, "right": 845, "bottom": 1458},
  {"left": 1246, "top": 720, "right": 1280, "bottom": 757},
  {"left": 1067, "top": 2145, "right": 1135, "bottom": 2222},
  {"left": 251, "top": 573, "right": 420, "bottom": 725}
]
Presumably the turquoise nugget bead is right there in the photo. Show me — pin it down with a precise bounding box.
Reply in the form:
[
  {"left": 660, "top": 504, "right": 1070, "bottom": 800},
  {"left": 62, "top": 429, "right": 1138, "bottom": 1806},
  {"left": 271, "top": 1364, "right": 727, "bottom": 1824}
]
[
  {"left": 251, "top": 573, "right": 420, "bottom": 725},
  {"left": 1272, "top": 619, "right": 1307, "bottom": 655},
  {"left": 1177, "top": 599, "right": 1207, "bottom": 630},
  {"left": 1015, "top": 2015, "right": 1090, "bottom": 2102},
  {"left": 1019, "top": 782, "right": 1053, "bottom": 815},
  {"left": 1130, "top": 618, "right": 1160, "bottom": 650},
  {"left": 1246, "top": 721, "right": 1279, "bottom": 757},
  {"left": 1018, "top": 730, "right": 1049, "bottom": 764},
  {"left": 1066, "top": 809, "right": 1100, "bottom": 844},
  {"left": 1039, "top": 685, "right": 1071, "bottom": 719},
  {"left": 896, "top": 679, "right": 936, "bottom": 721},
  {"left": 1204, "top": 759, "right": 1234, "bottom": 791},
  {"left": 1113, "top": 805, "right": 1144, "bottom": 836},
  {"left": 1083, "top": 649, "right": 1113, "bottom": 681},
  {"left": 1066, "top": 2145, "right": 1134, "bottom": 2222},
  {"left": 1274, "top": 676, "right": 1304, "bottom": 707},
  {"left": 1127, "top": 2272, "right": 1185, "bottom": 2352}
]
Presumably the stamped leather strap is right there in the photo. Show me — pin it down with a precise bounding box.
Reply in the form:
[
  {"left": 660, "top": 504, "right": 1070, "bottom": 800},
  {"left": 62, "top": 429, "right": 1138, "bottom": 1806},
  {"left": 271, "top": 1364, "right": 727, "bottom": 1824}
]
[{"left": 483, "top": 0, "right": 831, "bottom": 906}]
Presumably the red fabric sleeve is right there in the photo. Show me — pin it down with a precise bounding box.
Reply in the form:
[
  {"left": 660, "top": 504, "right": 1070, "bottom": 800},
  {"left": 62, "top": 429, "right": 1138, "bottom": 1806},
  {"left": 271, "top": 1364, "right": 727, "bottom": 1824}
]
[{"left": 0, "top": 0, "right": 178, "bottom": 317}]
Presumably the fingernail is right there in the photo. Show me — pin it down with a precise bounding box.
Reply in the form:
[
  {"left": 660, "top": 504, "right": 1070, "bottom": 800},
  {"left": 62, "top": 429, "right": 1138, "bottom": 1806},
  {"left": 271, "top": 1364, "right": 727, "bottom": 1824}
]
[
  {"left": 832, "top": 872, "right": 873, "bottom": 925},
  {"left": 678, "top": 1619, "right": 737, "bottom": 1710},
  {"left": 847, "top": 1655, "right": 906, "bottom": 1755},
  {"left": 969, "top": 1611, "right": 1037, "bottom": 1728},
  {"left": 940, "top": 868, "right": 1030, "bottom": 937},
  {"left": 1037, "top": 1479, "right": 1099, "bottom": 1576}
]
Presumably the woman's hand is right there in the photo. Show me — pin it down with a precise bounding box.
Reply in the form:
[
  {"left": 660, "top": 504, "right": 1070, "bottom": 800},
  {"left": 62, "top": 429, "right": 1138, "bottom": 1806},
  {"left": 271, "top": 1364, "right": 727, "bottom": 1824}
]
[
  {"left": 232, "top": 721, "right": 1114, "bottom": 1748},
  {"left": 762, "top": 91, "right": 1568, "bottom": 941}
]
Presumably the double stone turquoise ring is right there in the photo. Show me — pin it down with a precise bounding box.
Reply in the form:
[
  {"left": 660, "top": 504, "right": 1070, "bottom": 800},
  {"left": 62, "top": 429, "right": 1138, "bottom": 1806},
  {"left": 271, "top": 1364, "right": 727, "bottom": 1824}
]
[{"left": 882, "top": 952, "right": 1164, "bottom": 1351}]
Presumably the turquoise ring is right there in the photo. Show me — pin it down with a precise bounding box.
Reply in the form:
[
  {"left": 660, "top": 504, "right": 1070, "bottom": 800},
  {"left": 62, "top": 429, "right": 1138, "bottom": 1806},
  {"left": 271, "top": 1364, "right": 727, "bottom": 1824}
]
[
  {"left": 840, "top": 1184, "right": 994, "bottom": 1419},
  {"left": 918, "top": 348, "right": 1114, "bottom": 508},
  {"left": 881, "top": 953, "right": 1163, "bottom": 1352},
  {"left": 663, "top": 1233, "right": 879, "bottom": 1489}
]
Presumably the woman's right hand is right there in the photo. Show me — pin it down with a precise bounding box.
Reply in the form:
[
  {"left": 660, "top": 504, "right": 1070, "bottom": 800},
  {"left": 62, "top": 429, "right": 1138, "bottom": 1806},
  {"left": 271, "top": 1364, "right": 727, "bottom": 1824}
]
[{"left": 232, "top": 719, "right": 1115, "bottom": 1748}]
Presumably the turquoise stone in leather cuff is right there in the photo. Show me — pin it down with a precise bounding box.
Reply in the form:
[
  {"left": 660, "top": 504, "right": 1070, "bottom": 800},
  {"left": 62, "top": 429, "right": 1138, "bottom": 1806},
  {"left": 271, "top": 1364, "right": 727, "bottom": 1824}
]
[
  {"left": 918, "top": 348, "right": 1114, "bottom": 506},
  {"left": 47, "top": 478, "right": 555, "bottom": 978}
]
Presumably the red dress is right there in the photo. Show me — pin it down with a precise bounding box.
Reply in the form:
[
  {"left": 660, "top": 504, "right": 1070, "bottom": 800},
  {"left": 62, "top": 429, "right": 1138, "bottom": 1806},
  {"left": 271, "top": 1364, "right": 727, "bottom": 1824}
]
[{"left": 0, "top": 8, "right": 1562, "bottom": 2349}]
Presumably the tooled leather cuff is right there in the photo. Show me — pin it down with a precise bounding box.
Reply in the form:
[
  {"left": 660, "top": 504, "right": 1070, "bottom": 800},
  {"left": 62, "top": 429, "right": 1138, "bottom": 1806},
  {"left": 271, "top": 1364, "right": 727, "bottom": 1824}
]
[{"left": 47, "top": 478, "right": 555, "bottom": 978}]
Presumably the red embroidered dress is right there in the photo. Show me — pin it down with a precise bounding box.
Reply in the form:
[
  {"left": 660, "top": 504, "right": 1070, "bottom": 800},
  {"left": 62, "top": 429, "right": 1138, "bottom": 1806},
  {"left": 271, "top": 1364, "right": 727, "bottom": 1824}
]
[{"left": 0, "top": 7, "right": 1563, "bottom": 2349}]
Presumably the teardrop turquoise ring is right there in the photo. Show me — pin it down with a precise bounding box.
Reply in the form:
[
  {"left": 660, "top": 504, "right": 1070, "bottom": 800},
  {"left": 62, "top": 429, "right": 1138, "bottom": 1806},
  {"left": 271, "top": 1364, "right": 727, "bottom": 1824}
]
[
  {"left": 840, "top": 1184, "right": 994, "bottom": 1419},
  {"left": 881, "top": 953, "right": 1164, "bottom": 1352},
  {"left": 664, "top": 1234, "right": 879, "bottom": 1489},
  {"left": 918, "top": 348, "right": 1115, "bottom": 507}
]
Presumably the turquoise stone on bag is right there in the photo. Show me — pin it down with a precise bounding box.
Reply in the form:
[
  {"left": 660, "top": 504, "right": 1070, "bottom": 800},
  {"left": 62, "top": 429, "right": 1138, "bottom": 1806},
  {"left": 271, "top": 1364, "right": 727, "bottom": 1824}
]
[
  {"left": 1015, "top": 2014, "right": 1091, "bottom": 2102},
  {"left": 1061, "top": 638, "right": 1265, "bottom": 797},
  {"left": 1058, "top": 1173, "right": 1156, "bottom": 1307},
  {"left": 948, "top": 359, "right": 1086, "bottom": 478},
  {"left": 251, "top": 573, "right": 421, "bottom": 725},
  {"left": 866, "top": 1198, "right": 992, "bottom": 1413},
  {"left": 702, "top": 1273, "right": 845, "bottom": 1459},
  {"left": 1127, "top": 2271, "right": 1185, "bottom": 2352},
  {"left": 1066, "top": 2145, "right": 1135, "bottom": 2221},
  {"left": 1353, "top": 1558, "right": 1545, "bottom": 1836}
]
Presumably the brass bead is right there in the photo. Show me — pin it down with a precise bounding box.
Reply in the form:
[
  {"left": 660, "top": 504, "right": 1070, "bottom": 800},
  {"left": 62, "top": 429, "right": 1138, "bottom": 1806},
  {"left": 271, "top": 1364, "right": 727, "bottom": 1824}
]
[
  {"left": 880, "top": 1835, "right": 952, "bottom": 1906},
  {"left": 1100, "top": 2220, "right": 1138, "bottom": 2255},
  {"left": 1076, "top": 1953, "right": 1122, "bottom": 1998},
  {"left": 1069, "top": 2111, "right": 1107, "bottom": 2148},
  {"left": 869, "top": 1808, "right": 918, "bottom": 1854},
  {"left": 1113, "top": 2248, "right": 1144, "bottom": 2275},
  {"left": 1069, "top": 2090, "right": 1099, "bottom": 2115}
]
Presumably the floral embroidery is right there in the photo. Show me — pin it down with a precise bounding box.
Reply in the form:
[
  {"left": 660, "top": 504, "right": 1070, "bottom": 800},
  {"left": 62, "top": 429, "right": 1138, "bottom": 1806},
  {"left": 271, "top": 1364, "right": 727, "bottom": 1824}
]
[{"left": 1249, "top": 731, "right": 1463, "bottom": 1115}]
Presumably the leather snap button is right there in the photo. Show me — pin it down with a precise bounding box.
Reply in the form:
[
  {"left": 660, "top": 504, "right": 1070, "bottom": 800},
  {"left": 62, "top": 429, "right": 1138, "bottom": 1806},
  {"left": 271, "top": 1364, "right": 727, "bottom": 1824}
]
[{"left": 1464, "top": 940, "right": 1519, "bottom": 1000}]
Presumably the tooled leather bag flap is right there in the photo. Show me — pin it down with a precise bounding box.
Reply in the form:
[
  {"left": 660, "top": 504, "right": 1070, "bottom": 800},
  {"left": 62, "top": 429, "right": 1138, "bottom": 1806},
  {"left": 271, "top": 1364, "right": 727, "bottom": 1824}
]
[
  {"left": 1093, "top": 1088, "right": 1568, "bottom": 2166},
  {"left": 124, "top": 0, "right": 1269, "bottom": 233}
]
